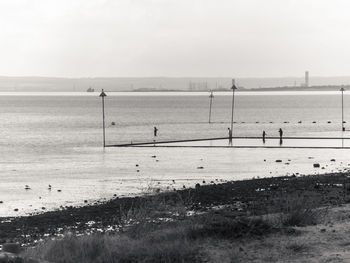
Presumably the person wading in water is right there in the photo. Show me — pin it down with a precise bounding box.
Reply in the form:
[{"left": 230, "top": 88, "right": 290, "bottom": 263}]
[
  {"left": 279, "top": 128, "right": 283, "bottom": 145},
  {"left": 262, "top": 130, "right": 266, "bottom": 144},
  {"left": 228, "top": 128, "right": 232, "bottom": 145}
]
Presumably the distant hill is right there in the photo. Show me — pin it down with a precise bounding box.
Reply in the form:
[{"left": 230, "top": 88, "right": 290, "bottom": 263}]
[
  {"left": 248, "top": 85, "right": 350, "bottom": 92},
  {"left": 1, "top": 76, "right": 350, "bottom": 92}
]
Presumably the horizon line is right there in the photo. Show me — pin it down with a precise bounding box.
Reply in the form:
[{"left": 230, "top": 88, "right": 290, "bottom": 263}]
[{"left": 1, "top": 75, "right": 350, "bottom": 79}]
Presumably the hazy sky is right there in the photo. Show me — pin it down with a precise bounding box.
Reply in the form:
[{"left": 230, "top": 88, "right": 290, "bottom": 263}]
[{"left": 0, "top": 0, "right": 349, "bottom": 78}]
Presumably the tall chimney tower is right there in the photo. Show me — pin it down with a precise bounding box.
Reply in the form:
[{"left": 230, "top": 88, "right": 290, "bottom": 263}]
[{"left": 305, "top": 71, "right": 309, "bottom": 87}]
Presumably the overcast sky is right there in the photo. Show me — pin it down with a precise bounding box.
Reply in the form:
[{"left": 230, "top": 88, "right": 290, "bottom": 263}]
[{"left": 0, "top": 0, "right": 349, "bottom": 78}]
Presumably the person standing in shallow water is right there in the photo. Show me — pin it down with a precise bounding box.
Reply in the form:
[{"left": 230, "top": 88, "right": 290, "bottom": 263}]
[
  {"left": 262, "top": 130, "right": 266, "bottom": 143},
  {"left": 228, "top": 128, "right": 232, "bottom": 145},
  {"left": 279, "top": 128, "right": 283, "bottom": 145},
  {"left": 154, "top": 126, "right": 158, "bottom": 137},
  {"left": 279, "top": 128, "right": 283, "bottom": 139}
]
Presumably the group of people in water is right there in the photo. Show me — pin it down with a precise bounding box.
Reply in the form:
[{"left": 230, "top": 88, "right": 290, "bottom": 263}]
[
  {"left": 262, "top": 128, "right": 283, "bottom": 145},
  {"left": 228, "top": 127, "right": 284, "bottom": 145},
  {"left": 154, "top": 125, "right": 284, "bottom": 145}
]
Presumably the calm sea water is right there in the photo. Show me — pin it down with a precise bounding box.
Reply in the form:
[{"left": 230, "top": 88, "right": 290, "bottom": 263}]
[{"left": 0, "top": 91, "right": 349, "bottom": 216}]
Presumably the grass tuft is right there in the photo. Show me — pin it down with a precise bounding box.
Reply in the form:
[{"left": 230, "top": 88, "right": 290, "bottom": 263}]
[
  {"left": 279, "top": 196, "right": 327, "bottom": 227},
  {"left": 188, "top": 213, "right": 274, "bottom": 240},
  {"left": 285, "top": 242, "right": 308, "bottom": 253},
  {"left": 23, "top": 233, "right": 199, "bottom": 263}
]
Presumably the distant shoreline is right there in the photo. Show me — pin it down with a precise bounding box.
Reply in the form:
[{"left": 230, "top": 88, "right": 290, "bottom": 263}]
[{"left": 1, "top": 85, "right": 349, "bottom": 93}]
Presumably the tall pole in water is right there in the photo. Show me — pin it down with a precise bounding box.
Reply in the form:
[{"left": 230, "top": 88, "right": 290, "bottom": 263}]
[
  {"left": 230, "top": 79, "right": 237, "bottom": 137},
  {"left": 208, "top": 90, "right": 214, "bottom": 123},
  {"left": 341, "top": 87, "right": 345, "bottom": 132},
  {"left": 99, "top": 89, "right": 107, "bottom": 147}
]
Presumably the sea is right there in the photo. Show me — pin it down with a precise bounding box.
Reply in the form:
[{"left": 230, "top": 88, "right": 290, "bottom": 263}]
[{"left": 0, "top": 91, "right": 349, "bottom": 217}]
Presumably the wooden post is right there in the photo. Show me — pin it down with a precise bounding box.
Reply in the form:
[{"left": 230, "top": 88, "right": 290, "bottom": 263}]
[
  {"left": 230, "top": 79, "right": 238, "bottom": 138},
  {"left": 341, "top": 87, "right": 345, "bottom": 132},
  {"left": 99, "top": 89, "right": 107, "bottom": 147},
  {"left": 209, "top": 90, "right": 214, "bottom": 123}
]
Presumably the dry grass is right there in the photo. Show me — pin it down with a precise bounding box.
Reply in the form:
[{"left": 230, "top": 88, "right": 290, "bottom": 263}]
[
  {"left": 22, "top": 210, "right": 275, "bottom": 263},
  {"left": 24, "top": 233, "right": 199, "bottom": 263},
  {"left": 277, "top": 195, "right": 328, "bottom": 227},
  {"left": 21, "top": 185, "right": 336, "bottom": 262}
]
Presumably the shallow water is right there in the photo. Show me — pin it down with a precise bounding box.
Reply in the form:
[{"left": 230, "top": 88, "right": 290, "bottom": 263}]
[{"left": 0, "top": 91, "right": 349, "bottom": 217}]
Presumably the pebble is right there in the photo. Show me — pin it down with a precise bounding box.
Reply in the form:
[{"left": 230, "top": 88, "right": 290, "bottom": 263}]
[
  {"left": 313, "top": 163, "right": 320, "bottom": 168},
  {"left": 57, "top": 190, "right": 62, "bottom": 192},
  {"left": 331, "top": 159, "right": 336, "bottom": 162},
  {"left": 275, "top": 160, "right": 282, "bottom": 163},
  {"left": 197, "top": 166, "right": 204, "bottom": 169},
  {"left": 0, "top": 201, "right": 3, "bottom": 204}
]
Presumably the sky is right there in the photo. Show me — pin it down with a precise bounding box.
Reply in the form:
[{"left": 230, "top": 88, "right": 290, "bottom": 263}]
[{"left": 0, "top": 0, "right": 349, "bottom": 78}]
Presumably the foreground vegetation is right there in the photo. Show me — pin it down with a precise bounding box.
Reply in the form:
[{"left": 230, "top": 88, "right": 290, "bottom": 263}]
[
  {"left": 23, "top": 193, "right": 339, "bottom": 262},
  {"left": 2, "top": 173, "right": 350, "bottom": 262},
  {"left": 22, "top": 201, "right": 350, "bottom": 263}
]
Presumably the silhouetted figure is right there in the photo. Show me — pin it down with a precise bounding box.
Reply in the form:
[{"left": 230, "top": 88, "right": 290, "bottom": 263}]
[
  {"left": 228, "top": 128, "right": 232, "bottom": 145},
  {"left": 279, "top": 128, "right": 283, "bottom": 146},
  {"left": 262, "top": 130, "right": 266, "bottom": 143},
  {"left": 279, "top": 128, "right": 283, "bottom": 140},
  {"left": 154, "top": 126, "right": 158, "bottom": 137}
]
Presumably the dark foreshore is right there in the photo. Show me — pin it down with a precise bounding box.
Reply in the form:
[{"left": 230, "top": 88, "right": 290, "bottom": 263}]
[{"left": 1, "top": 172, "right": 349, "bottom": 247}]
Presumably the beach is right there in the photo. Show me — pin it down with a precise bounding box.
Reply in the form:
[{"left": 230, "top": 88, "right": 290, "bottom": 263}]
[{"left": 1, "top": 171, "right": 350, "bottom": 262}]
